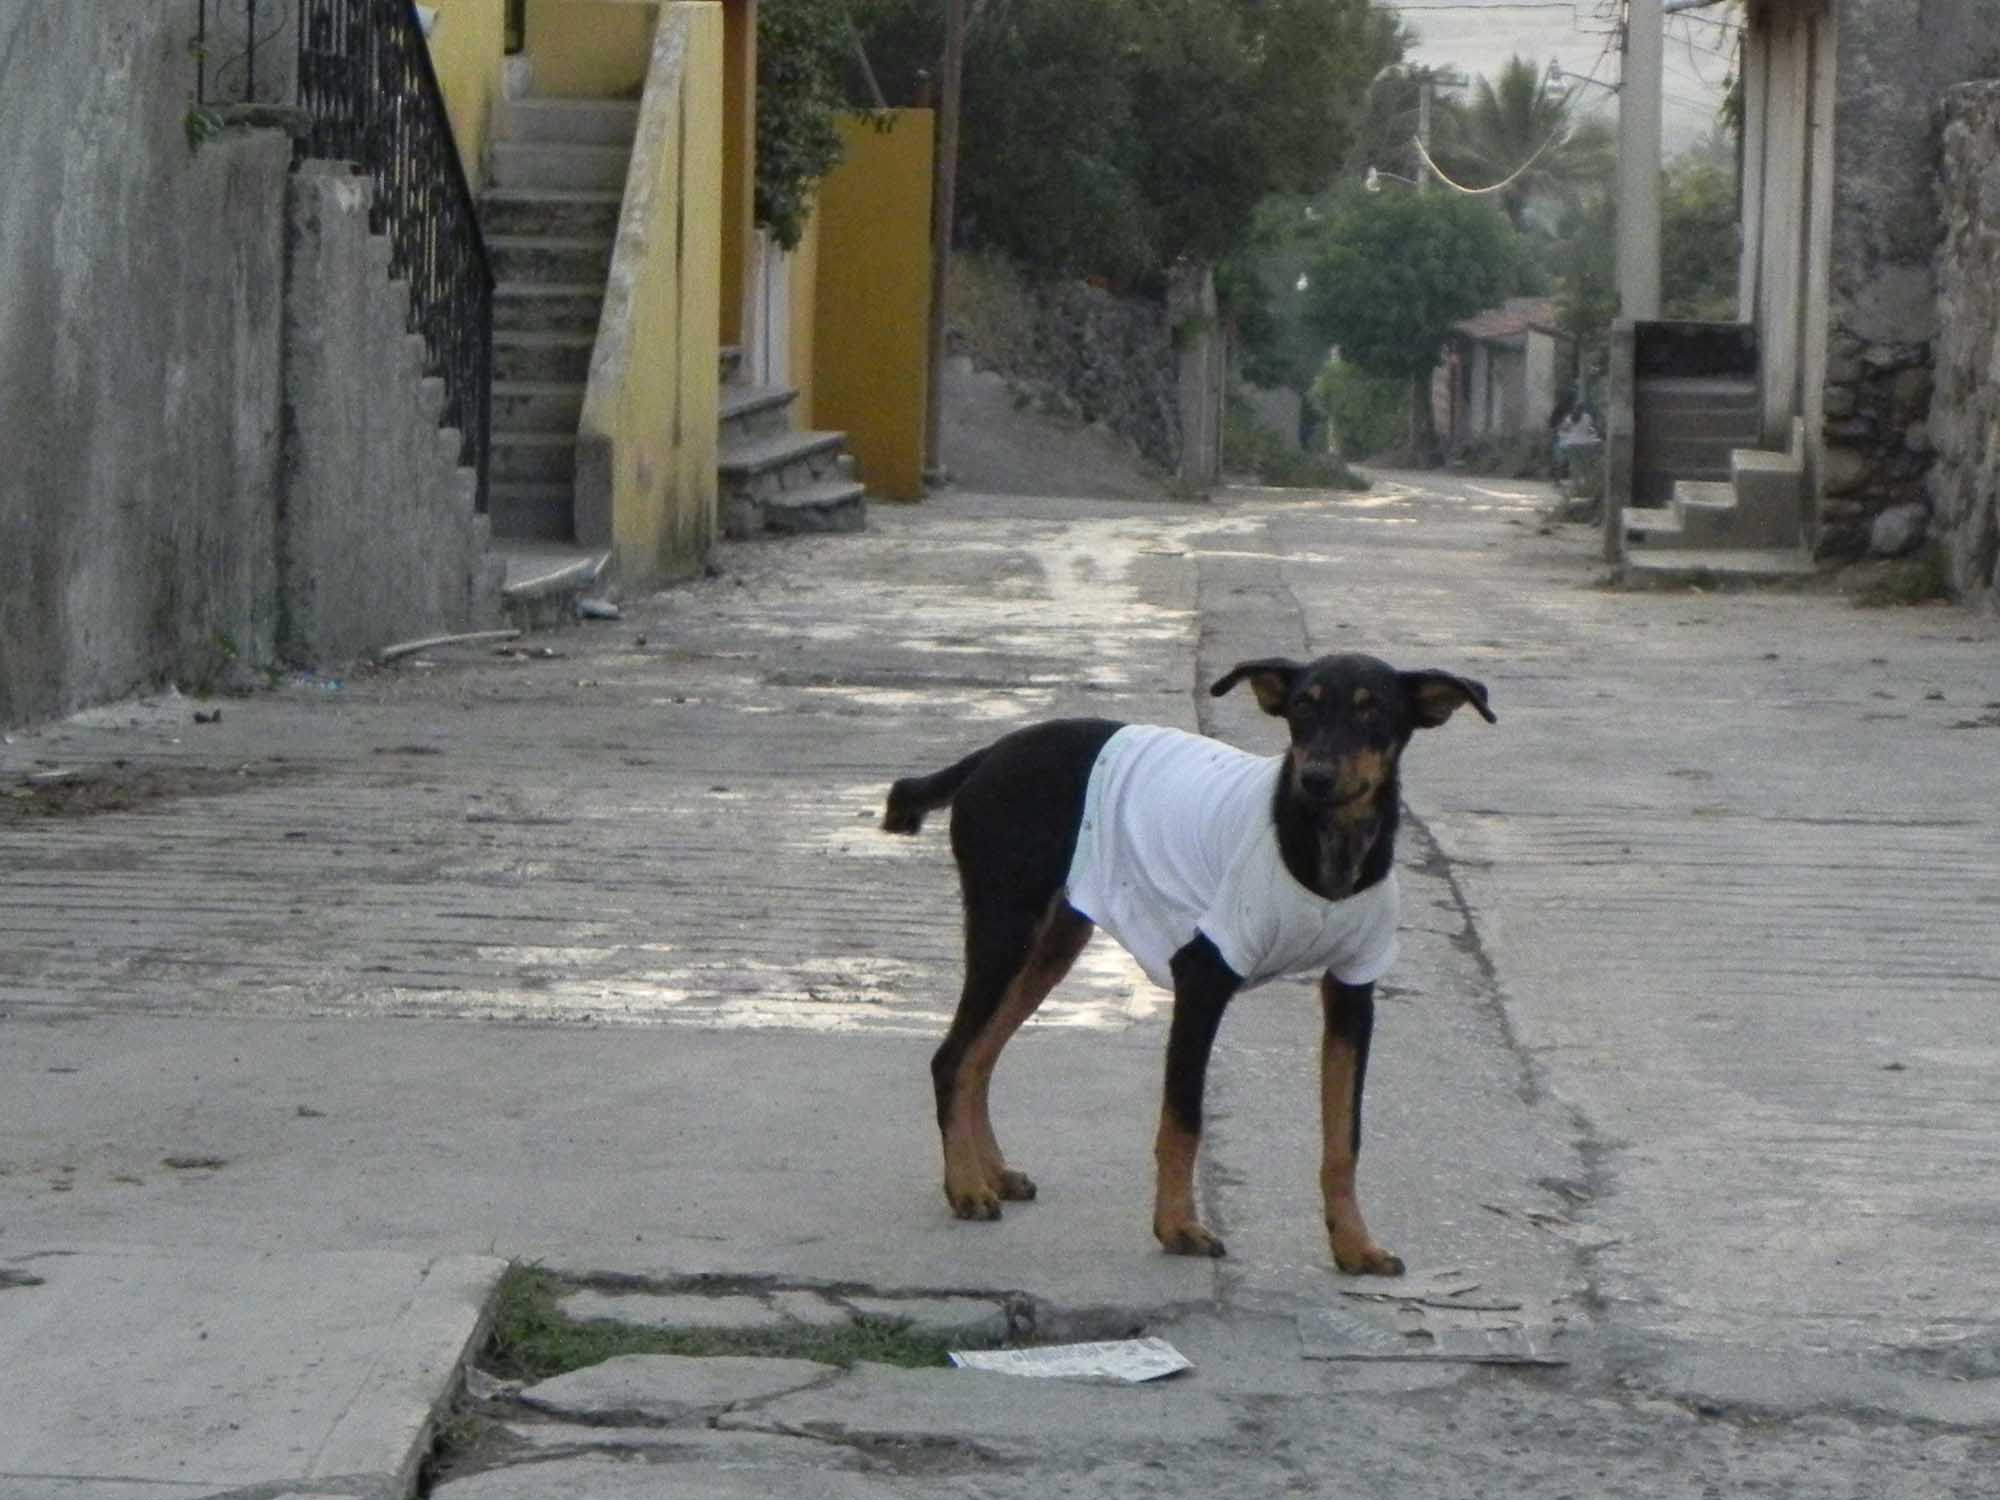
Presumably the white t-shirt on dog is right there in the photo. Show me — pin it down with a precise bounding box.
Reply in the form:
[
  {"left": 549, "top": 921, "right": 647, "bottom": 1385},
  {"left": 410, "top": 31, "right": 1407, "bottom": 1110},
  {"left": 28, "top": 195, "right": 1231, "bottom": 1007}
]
[{"left": 1063, "top": 725, "right": 1401, "bottom": 992}]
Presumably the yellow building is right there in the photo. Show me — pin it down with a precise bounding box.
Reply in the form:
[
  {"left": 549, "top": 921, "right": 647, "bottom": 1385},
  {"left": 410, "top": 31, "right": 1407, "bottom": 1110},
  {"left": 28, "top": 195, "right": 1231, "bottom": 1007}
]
[{"left": 424, "top": 1, "right": 935, "bottom": 576}]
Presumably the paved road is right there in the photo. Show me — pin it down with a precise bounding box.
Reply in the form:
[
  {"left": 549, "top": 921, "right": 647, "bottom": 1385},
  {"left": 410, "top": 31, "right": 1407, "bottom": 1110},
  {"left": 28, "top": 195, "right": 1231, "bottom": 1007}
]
[{"left": 4, "top": 476, "right": 1996, "bottom": 1494}]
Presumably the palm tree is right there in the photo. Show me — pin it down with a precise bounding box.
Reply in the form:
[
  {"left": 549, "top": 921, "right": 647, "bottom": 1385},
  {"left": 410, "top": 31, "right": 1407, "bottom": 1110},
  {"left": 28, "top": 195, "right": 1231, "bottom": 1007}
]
[{"left": 1433, "top": 57, "right": 1614, "bottom": 231}]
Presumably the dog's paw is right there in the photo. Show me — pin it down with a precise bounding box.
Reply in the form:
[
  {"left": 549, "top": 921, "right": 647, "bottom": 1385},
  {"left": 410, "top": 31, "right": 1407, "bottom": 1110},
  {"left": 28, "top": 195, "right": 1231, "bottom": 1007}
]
[
  {"left": 993, "top": 1168, "right": 1037, "bottom": 1202},
  {"left": 1332, "top": 1243, "right": 1405, "bottom": 1277},
  {"left": 1156, "top": 1221, "right": 1227, "bottom": 1258},
  {"left": 948, "top": 1187, "right": 1003, "bottom": 1222}
]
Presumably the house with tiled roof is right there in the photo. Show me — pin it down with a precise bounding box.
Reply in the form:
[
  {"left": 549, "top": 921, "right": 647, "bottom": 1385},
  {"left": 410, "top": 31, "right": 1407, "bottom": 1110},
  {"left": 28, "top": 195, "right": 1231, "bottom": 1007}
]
[{"left": 1431, "top": 297, "right": 1573, "bottom": 451}]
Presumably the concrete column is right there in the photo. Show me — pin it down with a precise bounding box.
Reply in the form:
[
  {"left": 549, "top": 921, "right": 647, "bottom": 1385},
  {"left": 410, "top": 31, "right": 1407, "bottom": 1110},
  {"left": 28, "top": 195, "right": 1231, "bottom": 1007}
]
[{"left": 1617, "top": 0, "right": 1663, "bottom": 320}]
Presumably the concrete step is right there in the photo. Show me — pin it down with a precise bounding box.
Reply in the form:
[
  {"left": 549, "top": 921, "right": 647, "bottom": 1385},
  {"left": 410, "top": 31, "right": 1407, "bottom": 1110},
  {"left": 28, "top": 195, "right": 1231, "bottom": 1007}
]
[
  {"left": 494, "top": 284, "right": 605, "bottom": 334},
  {"left": 1641, "top": 436, "right": 1745, "bottom": 475},
  {"left": 494, "top": 330, "right": 595, "bottom": 384},
  {"left": 488, "top": 481, "right": 573, "bottom": 541},
  {"left": 495, "top": 97, "right": 641, "bottom": 146},
  {"left": 1621, "top": 503, "right": 1685, "bottom": 548},
  {"left": 481, "top": 188, "right": 623, "bottom": 240},
  {"left": 492, "top": 432, "right": 578, "bottom": 485},
  {"left": 1621, "top": 546, "right": 1816, "bottom": 589},
  {"left": 719, "top": 384, "right": 798, "bottom": 445},
  {"left": 493, "top": 380, "right": 586, "bottom": 433},
  {"left": 488, "top": 234, "right": 614, "bottom": 287},
  {"left": 718, "top": 429, "right": 848, "bottom": 491},
  {"left": 765, "top": 478, "right": 867, "bottom": 535},
  {"left": 1643, "top": 407, "right": 1762, "bottom": 444},
  {"left": 488, "top": 142, "right": 631, "bottom": 191},
  {"left": 496, "top": 540, "right": 612, "bottom": 631},
  {"left": 1732, "top": 446, "right": 1806, "bottom": 536},
  {"left": 1634, "top": 375, "right": 1761, "bottom": 412}
]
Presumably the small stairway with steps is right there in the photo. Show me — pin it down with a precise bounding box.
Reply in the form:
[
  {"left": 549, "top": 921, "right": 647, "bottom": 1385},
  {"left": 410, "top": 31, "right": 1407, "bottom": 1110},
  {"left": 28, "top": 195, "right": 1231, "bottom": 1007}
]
[
  {"left": 482, "top": 95, "right": 635, "bottom": 542},
  {"left": 481, "top": 95, "right": 865, "bottom": 549},
  {"left": 716, "top": 346, "right": 866, "bottom": 538},
  {"left": 1620, "top": 374, "right": 1813, "bottom": 586}
]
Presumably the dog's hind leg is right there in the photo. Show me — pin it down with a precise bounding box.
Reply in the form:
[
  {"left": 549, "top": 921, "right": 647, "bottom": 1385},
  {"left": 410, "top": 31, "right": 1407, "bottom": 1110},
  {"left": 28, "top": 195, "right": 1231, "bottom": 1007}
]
[
  {"left": 932, "top": 899, "right": 1091, "bottom": 1220},
  {"left": 966, "top": 903, "right": 1092, "bottom": 1203},
  {"left": 1319, "top": 976, "right": 1404, "bottom": 1276}
]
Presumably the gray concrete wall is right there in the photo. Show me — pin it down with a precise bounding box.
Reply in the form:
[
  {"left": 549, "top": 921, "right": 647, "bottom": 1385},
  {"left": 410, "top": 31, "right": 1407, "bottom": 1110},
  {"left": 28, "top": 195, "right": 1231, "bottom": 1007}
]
[
  {"left": 1928, "top": 82, "right": 2000, "bottom": 607},
  {"left": 0, "top": 0, "right": 289, "bottom": 726},
  {"left": 1816, "top": 0, "right": 2000, "bottom": 557},
  {"left": 281, "top": 166, "right": 493, "bottom": 664},
  {"left": 0, "top": 2, "right": 497, "bottom": 728}
]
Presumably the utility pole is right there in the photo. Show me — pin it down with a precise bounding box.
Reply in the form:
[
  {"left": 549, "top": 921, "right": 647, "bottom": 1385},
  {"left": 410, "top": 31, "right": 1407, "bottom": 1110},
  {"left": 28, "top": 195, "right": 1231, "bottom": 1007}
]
[
  {"left": 922, "top": 0, "right": 969, "bottom": 487},
  {"left": 1617, "top": 0, "right": 1664, "bottom": 318}
]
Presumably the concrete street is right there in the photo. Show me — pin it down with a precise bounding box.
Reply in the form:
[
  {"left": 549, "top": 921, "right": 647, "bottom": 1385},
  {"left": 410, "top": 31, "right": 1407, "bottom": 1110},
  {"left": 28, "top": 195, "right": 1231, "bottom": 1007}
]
[{"left": 3, "top": 476, "right": 1996, "bottom": 1495}]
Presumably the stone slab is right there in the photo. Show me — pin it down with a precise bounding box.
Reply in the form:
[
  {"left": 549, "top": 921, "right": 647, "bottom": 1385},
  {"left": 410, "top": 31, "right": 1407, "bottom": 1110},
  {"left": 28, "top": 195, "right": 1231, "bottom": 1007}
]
[
  {"left": 560, "top": 1288, "right": 788, "bottom": 1331},
  {"left": 517, "top": 1354, "right": 836, "bottom": 1425},
  {"left": 500, "top": 1421, "right": 862, "bottom": 1468},
  {"left": 436, "top": 1457, "right": 896, "bottom": 1499},
  {"left": 845, "top": 1295, "right": 1010, "bottom": 1345},
  {"left": 718, "top": 1360, "right": 1240, "bottom": 1459},
  {"left": 771, "top": 1289, "right": 859, "bottom": 1328},
  {"left": 0, "top": 1247, "right": 502, "bottom": 1498}
]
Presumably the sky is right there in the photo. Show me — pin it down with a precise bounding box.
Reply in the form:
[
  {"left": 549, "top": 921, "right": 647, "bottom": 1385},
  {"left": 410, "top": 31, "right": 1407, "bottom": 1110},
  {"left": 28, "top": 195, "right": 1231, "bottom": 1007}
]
[{"left": 1386, "top": 0, "right": 1739, "bottom": 157}]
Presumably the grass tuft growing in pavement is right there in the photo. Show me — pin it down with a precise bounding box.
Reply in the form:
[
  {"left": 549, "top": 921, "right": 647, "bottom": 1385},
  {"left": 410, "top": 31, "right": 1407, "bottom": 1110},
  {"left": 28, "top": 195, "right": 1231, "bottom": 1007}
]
[
  {"left": 481, "top": 1265, "right": 956, "bottom": 1381},
  {"left": 1851, "top": 547, "right": 1951, "bottom": 608}
]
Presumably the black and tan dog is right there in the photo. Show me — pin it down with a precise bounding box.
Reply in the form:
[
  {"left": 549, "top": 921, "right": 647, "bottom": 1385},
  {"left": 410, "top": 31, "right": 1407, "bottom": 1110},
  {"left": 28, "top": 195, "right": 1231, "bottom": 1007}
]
[{"left": 882, "top": 652, "right": 1494, "bottom": 1275}]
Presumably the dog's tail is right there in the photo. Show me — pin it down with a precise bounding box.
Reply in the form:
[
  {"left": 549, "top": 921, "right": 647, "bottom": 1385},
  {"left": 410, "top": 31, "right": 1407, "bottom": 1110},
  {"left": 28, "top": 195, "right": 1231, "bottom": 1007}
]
[{"left": 882, "top": 748, "right": 991, "bottom": 835}]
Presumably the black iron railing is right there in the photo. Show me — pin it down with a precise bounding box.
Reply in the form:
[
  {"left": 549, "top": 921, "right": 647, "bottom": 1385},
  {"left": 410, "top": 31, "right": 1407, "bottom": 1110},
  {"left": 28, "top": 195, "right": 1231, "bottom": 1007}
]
[
  {"left": 195, "top": 0, "right": 295, "bottom": 106},
  {"left": 292, "top": 1, "right": 494, "bottom": 513}
]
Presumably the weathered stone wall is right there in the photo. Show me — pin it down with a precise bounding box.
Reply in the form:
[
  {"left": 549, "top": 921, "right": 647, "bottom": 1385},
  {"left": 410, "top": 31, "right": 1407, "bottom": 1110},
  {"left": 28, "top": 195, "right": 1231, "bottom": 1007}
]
[
  {"left": 282, "top": 167, "right": 495, "bottom": 662},
  {"left": 0, "top": 1, "right": 497, "bottom": 728},
  {"left": 945, "top": 254, "right": 1180, "bottom": 472},
  {"left": 0, "top": 1, "right": 289, "bottom": 726},
  {"left": 1817, "top": 0, "right": 2000, "bottom": 557},
  {"left": 1928, "top": 82, "right": 2000, "bottom": 606}
]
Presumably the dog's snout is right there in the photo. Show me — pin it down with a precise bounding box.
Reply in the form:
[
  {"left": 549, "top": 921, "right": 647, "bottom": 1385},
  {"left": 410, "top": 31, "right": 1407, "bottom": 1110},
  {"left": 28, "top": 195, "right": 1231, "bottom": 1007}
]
[{"left": 1297, "top": 764, "right": 1338, "bottom": 800}]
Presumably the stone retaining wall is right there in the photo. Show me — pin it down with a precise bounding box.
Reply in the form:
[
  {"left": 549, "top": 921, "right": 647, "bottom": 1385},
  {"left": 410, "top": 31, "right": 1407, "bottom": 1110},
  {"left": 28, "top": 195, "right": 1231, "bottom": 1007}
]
[
  {"left": 946, "top": 254, "right": 1181, "bottom": 472},
  {"left": 1929, "top": 82, "right": 2000, "bottom": 606}
]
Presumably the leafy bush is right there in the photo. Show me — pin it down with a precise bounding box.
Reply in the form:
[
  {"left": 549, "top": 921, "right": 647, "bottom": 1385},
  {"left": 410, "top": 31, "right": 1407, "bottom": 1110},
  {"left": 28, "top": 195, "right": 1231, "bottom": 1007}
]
[
  {"left": 1225, "top": 391, "right": 1369, "bottom": 490},
  {"left": 1310, "top": 357, "right": 1406, "bottom": 461}
]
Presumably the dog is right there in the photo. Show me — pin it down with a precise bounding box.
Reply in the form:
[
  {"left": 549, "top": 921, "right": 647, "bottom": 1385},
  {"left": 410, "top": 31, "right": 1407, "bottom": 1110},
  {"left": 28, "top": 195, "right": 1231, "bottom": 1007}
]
[{"left": 881, "top": 652, "right": 1494, "bottom": 1276}]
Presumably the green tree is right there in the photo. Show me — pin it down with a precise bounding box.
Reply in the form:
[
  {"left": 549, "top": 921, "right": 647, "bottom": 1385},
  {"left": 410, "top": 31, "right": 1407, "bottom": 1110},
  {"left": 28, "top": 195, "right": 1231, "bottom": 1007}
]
[
  {"left": 1661, "top": 136, "right": 1739, "bottom": 319},
  {"left": 1434, "top": 56, "right": 1613, "bottom": 231},
  {"left": 850, "top": 0, "right": 1401, "bottom": 282},
  {"left": 1547, "top": 189, "right": 1617, "bottom": 399},
  {"left": 1304, "top": 190, "right": 1517, "bottom": 460},
  {"left": 757, "top": 0, "right": 856, "bottom": 250}
]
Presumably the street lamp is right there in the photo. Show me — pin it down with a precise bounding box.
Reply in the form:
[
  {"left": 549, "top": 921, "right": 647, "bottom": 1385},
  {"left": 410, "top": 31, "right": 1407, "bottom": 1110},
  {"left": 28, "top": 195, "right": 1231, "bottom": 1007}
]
[{"left": 1364, "top": 166, "right": 1419, "bottom": 193}]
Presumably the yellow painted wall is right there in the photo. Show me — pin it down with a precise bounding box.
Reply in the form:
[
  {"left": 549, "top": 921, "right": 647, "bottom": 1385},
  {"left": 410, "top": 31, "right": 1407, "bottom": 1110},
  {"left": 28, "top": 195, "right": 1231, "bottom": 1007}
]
[
  {"left": 575, "top": 3, "right": 722, "bottom": 583},
  {"left": 527, "top": 0, "right": 659, "bottom": 98},
  {"left": 426, "top": 0, "right": 507, "bottom": 184},
  {"left": 719, "top": 0, "right": 756, "bottom": 345},
  {"left": 812, "top": 111, "right": 933, "bottom": 501},
  {"left": 786, "top": 211, "right": 819, "bottom": 425}
]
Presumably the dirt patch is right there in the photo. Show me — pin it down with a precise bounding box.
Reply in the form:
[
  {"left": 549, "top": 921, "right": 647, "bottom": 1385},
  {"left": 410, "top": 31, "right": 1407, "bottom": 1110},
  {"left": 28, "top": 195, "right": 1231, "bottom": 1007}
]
[
  {"left": 939, "top": 357, "right": 1170, "bottom": 501},
  {"left": 0, "top": 761, "right": 313, "bottom": 824}
]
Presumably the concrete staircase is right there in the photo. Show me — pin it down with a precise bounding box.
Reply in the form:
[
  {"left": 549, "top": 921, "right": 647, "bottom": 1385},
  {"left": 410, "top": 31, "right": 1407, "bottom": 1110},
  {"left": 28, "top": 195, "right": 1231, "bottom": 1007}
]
[
  {"left": 482, "top": 98, "right": 865, "bottom": 545},
  {"left": 716, "top": 346, "right": 866, "bottom": 538},
  {"left": 482, "top": 97, "right": 635, "bottom": 541},
  {"left": 1621, "top": 377, "right": 1813, "bottom": 586}
]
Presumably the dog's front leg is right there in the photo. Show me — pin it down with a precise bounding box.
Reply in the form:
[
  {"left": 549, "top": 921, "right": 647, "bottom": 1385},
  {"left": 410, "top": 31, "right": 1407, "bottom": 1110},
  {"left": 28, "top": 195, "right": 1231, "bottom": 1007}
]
[
  {"left": 1320, "top": 975, "right": 1404, "bottom": 1276},
  {"left": 1153, "top": 938, "right": 1241, "bottom": 1257}
]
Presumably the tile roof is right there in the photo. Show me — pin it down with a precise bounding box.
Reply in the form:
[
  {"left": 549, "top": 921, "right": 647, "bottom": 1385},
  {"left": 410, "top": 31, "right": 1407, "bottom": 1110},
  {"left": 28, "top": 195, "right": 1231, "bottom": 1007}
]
[{"left": 1453, "top": 297, "right": 1566, "bottom": 342}]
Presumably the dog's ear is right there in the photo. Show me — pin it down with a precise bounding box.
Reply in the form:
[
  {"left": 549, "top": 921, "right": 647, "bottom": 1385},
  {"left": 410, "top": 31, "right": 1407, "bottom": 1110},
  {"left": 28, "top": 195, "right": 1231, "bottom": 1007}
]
[
  {"left": 1399, "top": 670, "right": 1497, "bottom": 727},
  {"left": 1210, "top": 658, "right": 1303, "bottom": 716}
]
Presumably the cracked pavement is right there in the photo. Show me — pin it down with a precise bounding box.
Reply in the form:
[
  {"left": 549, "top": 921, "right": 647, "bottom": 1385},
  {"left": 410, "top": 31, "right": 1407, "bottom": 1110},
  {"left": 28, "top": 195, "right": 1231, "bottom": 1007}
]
[{"left": 3, "top": 478, "right": 1997, "bottom": 1496}]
